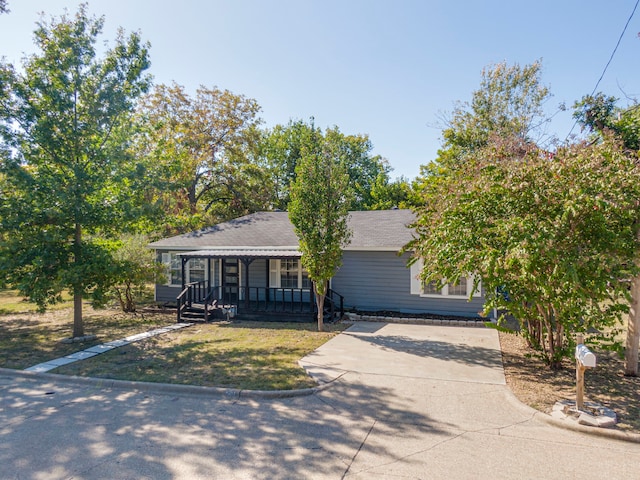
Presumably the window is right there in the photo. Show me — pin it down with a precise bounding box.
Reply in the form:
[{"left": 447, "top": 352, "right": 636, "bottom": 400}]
[
  {"left": 187, "top": 258, "right": 206, "bottom": 283},
  {"left": 421, "top": 276, "right": 476, "bottom": 297},
  {"left": 161, "top": 253, "right": 209, "bottom": 286},
  {"left": 425, "top": 277, "right": 471, "bottom": 297},
  {"left": 280, "top": 259, "right": 299, "bottom": 288},
  {"left": 423, "top": 280, "right": 443, "bottom": 295},
  {"left": 161, "top": 252, "right": 182, "bottom": 286},
  {"left": 269, "top": 259, "right": 310, "bottom": 289},
  {"left": 410, "top": 260, "right": 480, "bottom": 298}
]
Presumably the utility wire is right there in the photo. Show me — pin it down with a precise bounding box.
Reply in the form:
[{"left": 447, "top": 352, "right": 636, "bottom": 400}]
[{"left": 565, "top": 0, "right": 639, "bottom": 140}]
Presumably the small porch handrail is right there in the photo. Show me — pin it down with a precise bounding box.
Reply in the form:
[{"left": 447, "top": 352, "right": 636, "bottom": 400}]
[
  {"left": 176, "top": 280, "right": 210, "bottom": 322},
  {"left": 321, "top": 288, "right": 344, "bottom": 322}
]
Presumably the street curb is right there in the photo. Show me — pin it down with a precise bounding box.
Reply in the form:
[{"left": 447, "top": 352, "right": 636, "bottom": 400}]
[
  {"left": 502, "top": 386, "right": 640, "bottom": 444},
  {"left": 0, "top": 367, "right": 331, "bottom": 399}
]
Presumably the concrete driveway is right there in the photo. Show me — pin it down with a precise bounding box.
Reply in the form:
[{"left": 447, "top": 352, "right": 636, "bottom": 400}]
[{"left": 1, "top": 322, "right": 638, "bottom": 479}]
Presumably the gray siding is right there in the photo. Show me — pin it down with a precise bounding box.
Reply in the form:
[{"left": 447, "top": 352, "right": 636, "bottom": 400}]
[
  {"left": 156, "top": 284, "right": 182, "bottom": 303},
  {"left": 332, "top": 251, "right": 486, "bottom": 318},
  {"left": 247, "top": 259, "right": 268, "bottom": 288}
]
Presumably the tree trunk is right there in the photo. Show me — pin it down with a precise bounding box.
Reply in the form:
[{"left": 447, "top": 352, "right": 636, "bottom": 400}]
[
  {"left": 314, "top": 280, "right": 325, "bottom": 332},
  {"left": 624, "top": 227, "right": 640, "bottom": 376},
  {"left": 72, "top": 222, "right": 84, "bottom": 338},
  {"left": 73, "top": 289, "right": 84, "bottom": 338},
  {"left": 625, "top": 274, "right": 640, "bottom": 376}
]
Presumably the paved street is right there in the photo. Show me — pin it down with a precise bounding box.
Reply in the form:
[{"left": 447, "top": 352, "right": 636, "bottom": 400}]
[{"left": 1, "top": 322, "right": 638, "bottom": 479}]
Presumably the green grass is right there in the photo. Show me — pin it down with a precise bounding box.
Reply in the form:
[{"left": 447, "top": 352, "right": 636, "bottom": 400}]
[
  {"left": 55, "top": 321, "right": 347, "bottom": 390},
  {"left": 0, "top": 289, "right": 74, "bottom": 314},
  {"left": 0, "top": 289, "right": 347, "bottom": 390},
  {"left": 0, "top": 307, "right": 176, "bottom": 370}
]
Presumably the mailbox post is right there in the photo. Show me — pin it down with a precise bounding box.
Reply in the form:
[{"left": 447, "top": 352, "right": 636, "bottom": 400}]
[{"left": 575, "top": 333, "right": 596, "bottom": 411}]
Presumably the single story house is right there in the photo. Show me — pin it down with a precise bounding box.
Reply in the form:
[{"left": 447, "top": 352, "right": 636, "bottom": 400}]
[{"left": 149, "top": 209, "right": 486, "bottom": 322}]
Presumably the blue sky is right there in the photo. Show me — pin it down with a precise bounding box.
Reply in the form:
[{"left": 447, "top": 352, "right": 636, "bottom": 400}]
[{"left": 1, "top": 1, "right": 638, "bottom": 179}]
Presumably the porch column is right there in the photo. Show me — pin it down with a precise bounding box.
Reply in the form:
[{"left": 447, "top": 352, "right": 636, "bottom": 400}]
[
  {"left": 240, "top": 258, "right": 254, "bottom": 310},
  {"left": 181, "top": 256, "right": 189, "bottom": 289}
]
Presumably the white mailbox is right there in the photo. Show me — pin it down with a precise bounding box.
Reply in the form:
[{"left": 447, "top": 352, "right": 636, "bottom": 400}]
[{"left": 575, "top": 344, "right": 596, "bottom": 368}]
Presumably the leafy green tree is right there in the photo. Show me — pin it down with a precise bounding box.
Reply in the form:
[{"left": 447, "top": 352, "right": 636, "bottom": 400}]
[
  {"left": 259, "top": 119, "right": 311, "bottom": 210},
  {"left": 574, "top": 93, "right": 640, "bottom": 151},
  {"left": 0, "top": 5, "right": 151, "bottom": 337},
  {"left": 261, "top": 119, "right": 391, "bottom": 211},
  {"left": 109, "top": 234, "right": 166, "bottom": 313},
  {"left": 408, "top": 135, "right": 640, "bottom": 367},
  {"left": 574, "top": 93, "right": 640, "bottom": 375},
  {"left": 437, "top": 60, "right": 551, "bottom": 168},
  {"left": 367, "top": 174, "right": 413, "bottom": 210},
  {"left": 136, "top": 82, "right": 270, "bottom": 233},
  {"left": 330, "top": 130, "right": 391, "bottom": 210},
  {"left": 289, "top": 126, "right": 352, "bottom": 332},
  {"left": 411, "top": 61, "right": 640, "bottom": 368}
]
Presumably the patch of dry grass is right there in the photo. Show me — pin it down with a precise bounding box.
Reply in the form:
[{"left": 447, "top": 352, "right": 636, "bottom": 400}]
[{"left": 0, "top": 303, "right": 176, "bottom": 369}]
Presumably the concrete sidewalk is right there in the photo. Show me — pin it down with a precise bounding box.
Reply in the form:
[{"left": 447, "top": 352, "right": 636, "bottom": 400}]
[
  {"left": 24, "top": 322, "right": 193, "bottom": 373},
  {"left": 1, "top": 322, "right": 639, "bottom": 479}
]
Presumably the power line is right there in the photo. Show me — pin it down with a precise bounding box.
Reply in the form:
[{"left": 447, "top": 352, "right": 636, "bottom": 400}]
[{"left": 566, "top": 0, "right": 639, "bottom": 140}]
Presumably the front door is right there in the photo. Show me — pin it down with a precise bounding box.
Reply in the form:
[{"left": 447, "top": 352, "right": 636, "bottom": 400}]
[{"left": 223, "top": 258, "right": 239, "bottom": 303}]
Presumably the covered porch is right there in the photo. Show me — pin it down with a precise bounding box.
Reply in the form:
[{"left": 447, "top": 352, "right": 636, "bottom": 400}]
[{"left": 175, "top": 249, "right": 343, "bottom": 323}]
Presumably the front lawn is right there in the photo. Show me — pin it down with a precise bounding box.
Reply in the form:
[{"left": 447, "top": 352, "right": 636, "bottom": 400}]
[
  {"left": 0, "top": 291, "right": 346, "bottom": 390},
  {"left": 0, "top": 303, "right": 176, "bottom": 370},
  {"left": 55, "top": 321, "right": 346, "bottom": 390}
]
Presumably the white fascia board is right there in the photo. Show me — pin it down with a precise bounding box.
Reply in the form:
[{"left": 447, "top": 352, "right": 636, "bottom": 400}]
[{"left": 151, "top": 245, "right": 300, "bottom": 251}]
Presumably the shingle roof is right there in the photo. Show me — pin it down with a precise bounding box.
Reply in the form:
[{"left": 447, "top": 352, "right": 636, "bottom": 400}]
[{"left": 149, "top": 209, "right": 416, "bottom": 251}]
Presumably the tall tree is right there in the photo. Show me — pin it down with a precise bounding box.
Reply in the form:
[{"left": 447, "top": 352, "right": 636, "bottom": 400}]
[
  {"left": 328, "top": 129, "right": 391, "bottom": 210},
  {"left": 261, "top": 119, "right": 391, "bottom": 211},
  {"left": 0, "top": 1, "right": 8, "bottom": 14},
  {"left": 574, "top": 93, "right": 640, "bottom": 376},
  {"left": 437, "top": 60, "right": 551, "bottom": 167},
  {"left": 259, "top": 119, "right": 312, "bottom": 210},
  {"left": 367, "top": 174, "right": 413, "bottom": 210},
  {"left": 410, "top": 61, "right": 639, "bottom": 367},
  {"left": 289, "top": 126, "right": 352, "bottom": 332},
  {"left": 0, "top": 5, "right": 151, "bottom": 337},
  {"left": 136, "top": 83, "right": 269, "bottom": 233},
  {"left": 408, "top": 135, "right": 640, "bottom": 367}
]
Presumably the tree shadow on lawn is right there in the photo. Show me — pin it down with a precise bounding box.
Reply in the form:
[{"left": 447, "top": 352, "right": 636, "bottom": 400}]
[
  {"left": 55, "top": 338, "right": 326, "bottom": 390},
  {"left": 0, "top": 370, "right": 452, "bottom": 479},
  {"left": 0, "top": 309, "right": 175, "bottom": 370}
]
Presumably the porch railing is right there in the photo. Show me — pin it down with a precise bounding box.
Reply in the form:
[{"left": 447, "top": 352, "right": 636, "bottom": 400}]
[
  {"left": 177, "top": 282, "right": 344, "bottom": 322},
  {"left": 212, "top": 286, "right": 315, "bottom": 314},
  {"left": 176, "top": 280, "right": 211, "bottom": 322},
  {"left": 321, "top": 288, "right": 345, "bottom": 322}
]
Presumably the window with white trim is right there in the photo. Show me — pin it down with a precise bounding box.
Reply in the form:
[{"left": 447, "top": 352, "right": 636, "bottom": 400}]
[
  {"left": 160, "top": 253, "right": 209, "bottom": 286},
  {"left": 161, "top": 252, "right": 182, "bottom": 286},
  {"left": 269, "top": 259, "right": 311, "bottom": 289},
  {"left": 410, "top": 260, "right": 480, "bottom": 298}
]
